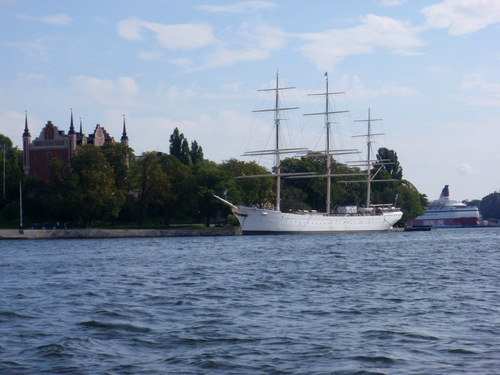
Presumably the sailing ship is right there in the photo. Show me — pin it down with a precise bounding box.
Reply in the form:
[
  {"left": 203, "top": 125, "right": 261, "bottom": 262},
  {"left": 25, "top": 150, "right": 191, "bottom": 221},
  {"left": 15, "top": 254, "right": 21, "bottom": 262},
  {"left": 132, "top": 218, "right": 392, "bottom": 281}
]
[{"left": 215, "top": 73, "right": 403, "bottom": 234}]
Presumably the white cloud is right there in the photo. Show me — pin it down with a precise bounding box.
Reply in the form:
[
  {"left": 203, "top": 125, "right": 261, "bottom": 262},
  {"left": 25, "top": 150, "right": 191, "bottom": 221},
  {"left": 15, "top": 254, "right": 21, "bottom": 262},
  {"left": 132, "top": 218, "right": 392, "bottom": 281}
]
[
  {"left": 16, "top": 13, "right": 72, "bottom": 26},
  {"left": 297, "top": 14, "right": 425, "bottom": 71},
  {"left": 457, "top": 162, "right": 473, "bottom": 175},
  {"left": 98, "top": 110, "right": 196, "bottom": 154},
  {"left": 2, "top": 38, "right": 48, "bottom": 57},
  {"left": 338, "top": 75, "right": 419, "bottom": 100},
  {"left": 168, "top": 58, "right": 193, "bottom": 69},
  {"left": 117, "top": 18, "right": 218, "bottom": 50},
  {"left": 0, "top": 110, "right": 26, "bottom": 149},
  {"left": 202, "top": 47, "right": 270, "bottom": 69},
  {"left": 113, "top": 109, "right": 253, "bottom": 158},
  {"left": 197, "top": 1, "right": 277, "bottom": 13},
  {"left": 116, "top": 17, "right": 144, "bottom": 40},
  {"left": 117, "top": 17, "right": 282, "bottom": 69},
  {"left": 220, "top": 81, "right": 244, "bottom": 92},
  {"left": 380, "top": 0, "right": 407, "bottom": 6},
  {"left": 163, "top": 86, "right": 197, "bottom": 101},
  {"left": 422, "top": 0, "right": 500, "bottom": 35},
  {"left": 193, "top": 21, "right": 285, "bottom": 69},
  {"left": 71, "top": 76, "right": 139, "bottom": 106},
  {"left": 17, "top": 71, "right": 50, "bottom": 83},
  {"left": 458, "top": 72, "right": 500, "bottom": 107},
  {"left": 137, "top": 51, "right": 162, "bottom": 61},
  {"left": 239, "top": 22, "right": 287, "bottom": 50},
  {"left": 380, "top": 82, "right": 419, "bottom": 97}
]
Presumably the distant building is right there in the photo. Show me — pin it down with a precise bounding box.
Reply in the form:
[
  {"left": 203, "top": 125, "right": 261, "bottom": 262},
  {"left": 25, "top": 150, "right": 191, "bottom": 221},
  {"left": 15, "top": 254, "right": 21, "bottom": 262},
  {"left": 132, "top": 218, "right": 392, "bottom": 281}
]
[{"left": 22, "top": 111, "right": 129, "bottom": 182}]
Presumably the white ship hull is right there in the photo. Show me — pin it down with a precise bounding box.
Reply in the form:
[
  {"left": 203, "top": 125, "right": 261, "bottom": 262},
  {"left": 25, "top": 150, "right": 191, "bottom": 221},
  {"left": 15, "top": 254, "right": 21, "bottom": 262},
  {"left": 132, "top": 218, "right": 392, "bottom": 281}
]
[{"left": 233, "top": 205, "right": 402, "bottom": 234}]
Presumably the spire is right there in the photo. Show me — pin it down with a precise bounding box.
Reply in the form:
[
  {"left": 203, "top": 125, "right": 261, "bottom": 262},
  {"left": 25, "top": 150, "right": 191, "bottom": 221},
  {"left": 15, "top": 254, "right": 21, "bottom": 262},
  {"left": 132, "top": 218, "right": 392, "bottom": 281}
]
[
  {"left": 68, "top": 108, "right": 75, "bottom": 134},
  {"left": 121, "top": 114, "right": 129, "bottom": 143},
  {"left": 79, "top": 117, "right": 82, "bottom": 134},
  {"left": 23, "top": 111, "right": 30, "bottom": 137}
]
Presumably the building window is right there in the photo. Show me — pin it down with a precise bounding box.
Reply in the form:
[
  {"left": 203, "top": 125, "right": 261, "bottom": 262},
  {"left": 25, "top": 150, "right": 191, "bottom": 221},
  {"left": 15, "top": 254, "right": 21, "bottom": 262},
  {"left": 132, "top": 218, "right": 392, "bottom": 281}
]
[
  {"left": 34, "top": 155, "right": 39, "bottom": 162},
  {"left": 34, "top": 167, "right": 39, "bottom": 175},
  {"left": 61, "top": 155, "right": 65, "bottom": 161},
  {"left": 47, "top": 153, "right": 52, "bottom": 161}
]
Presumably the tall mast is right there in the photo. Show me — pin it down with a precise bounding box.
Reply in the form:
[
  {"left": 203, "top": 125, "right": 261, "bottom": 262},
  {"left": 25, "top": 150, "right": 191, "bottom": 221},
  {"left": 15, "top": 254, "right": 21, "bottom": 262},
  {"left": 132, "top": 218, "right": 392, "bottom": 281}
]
[
  {"left": 274, "top": 73, "right": 281, "bottom": 211},
  {"left": 250, "top": 72, "right": 298, "bottom": 211},
  {"left": 366, "top": 108, "right": 372, "bottom": 208},
  {"left": 355, "top": 108, "right": 382, "bottom": 208},
  {"left": 325, "top": 74, "right": 331, "bottom": 214},
  {"left": 305, "top": 73, "right": 347, "bottom": 213}
]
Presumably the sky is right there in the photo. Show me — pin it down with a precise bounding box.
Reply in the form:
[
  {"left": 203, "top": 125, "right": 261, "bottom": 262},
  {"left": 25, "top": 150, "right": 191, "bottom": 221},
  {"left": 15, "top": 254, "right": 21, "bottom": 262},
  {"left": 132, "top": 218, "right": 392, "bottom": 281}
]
[{"left": 1, "top": 0, "right": 499, "bottom": 202}]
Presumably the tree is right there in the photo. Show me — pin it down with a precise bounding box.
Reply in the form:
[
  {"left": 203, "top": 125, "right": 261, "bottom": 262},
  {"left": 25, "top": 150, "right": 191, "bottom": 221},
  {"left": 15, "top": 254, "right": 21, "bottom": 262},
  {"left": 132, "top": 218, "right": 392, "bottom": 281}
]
[
  {"left": 46, "top": 159, "right": 78, "bottom": 222},
  {"left": 70, "top": 145, "right": 124, "bottom": 227},
  {"left": 159, "top": 154, "right": 194, "bottom": 226},
  {"left": 395, "top": 180, "right": 426, "bottom": 224},
  {"left": 280, "top": 156, "right": 368, "bottom": 210},
  {"left": 190, "top": 140, "right": 204, "bottom": 165},
  {"left": 169, "top": 128, "right": 183, "bottom": 158},
  {"left": 135, "top": 152, "right": 172, "bottom": 226},
  {"left": 376, "top": 147, "right": 403, "bottom": 180},
  {"left": 194, "top": 161, "right": 234, "bottom": 226},
  {"left": 169, "top": 127, "right": 191, "bottom": 164},
  {"left": 22, "top": 176, "right": 49, "bottom": 225},
  {"left": 219, "top": 158, "right": 273, "bottom": 207},
  {"left": 169, "top": 128, "right": 206, "bottom": 166},
  {"left": 281, "top": 157, "right": 325, "bottom": 211},
  {"left": 480, "top": 192, "right": 500, "bottom": 220},
  {"left": 180, "top": 138, "right": 191, "bottom": 165},
  {"left": 0, "top": 134, "right": 26, "bottom": 225},
  {"left": 101, "top": 142, "right": 133, "bottom": 190},
  {"left": 0, "top": 134, "right": 25, "bottom": 201}
]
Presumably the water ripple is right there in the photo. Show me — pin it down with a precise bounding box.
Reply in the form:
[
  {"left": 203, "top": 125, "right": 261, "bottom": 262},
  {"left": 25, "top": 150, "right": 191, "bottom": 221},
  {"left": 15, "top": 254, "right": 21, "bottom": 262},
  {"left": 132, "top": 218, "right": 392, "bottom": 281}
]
[{"left": 1, "top": 229, "right": 500, "bottom": 374}]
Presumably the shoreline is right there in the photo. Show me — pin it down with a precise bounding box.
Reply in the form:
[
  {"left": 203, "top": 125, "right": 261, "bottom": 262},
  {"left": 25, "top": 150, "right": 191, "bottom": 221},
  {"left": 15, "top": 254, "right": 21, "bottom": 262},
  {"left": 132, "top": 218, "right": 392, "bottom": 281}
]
[{"left": 0, "top": 228, "right": 242, "bottom": 240}]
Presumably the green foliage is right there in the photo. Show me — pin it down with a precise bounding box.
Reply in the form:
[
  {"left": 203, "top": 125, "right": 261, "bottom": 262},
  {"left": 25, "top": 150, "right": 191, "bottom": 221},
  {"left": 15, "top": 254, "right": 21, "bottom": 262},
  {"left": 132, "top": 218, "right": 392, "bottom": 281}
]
[
  {"left": 0, "top": 139, "right": 25, "bottom": 201},
  {"left": 480, "top": 192, "right": 500, "bottom": 220},
  {"left": 0, "top": 131, "right": 437, "bottom": 229},
  {"left": 467, "top": 199, "right": 481, "bottom": 208},
  {"left": 135, "top": 152, "right": 172, "bottom": 226},
  {"left": 101, "top": 142, "right": 133, "bottom": 190},
  {"left": 219, "top": 158, "right": 273, "bottom": 206},
  {"left": 190, "top": 140, "right": 204, "bottom": 165},
  {"left": 158, "top": 154, "right": 194, "bottom": 226},
  {"left": 168, "top": 128, "right": 205, "bottom": 167},
  {"left": 47, "top": 159, "right": 77, "bottom": 220},
  {"left": 281, "top": 157, "right": 325, "bottom": 211},
  {"left": 69, "top": 145, "right": 125, "bottom": 227},
  {"left": 376, "top": 147, "right": 403, "bottom": 180},
  {"left": 194, "top": 161, "right": 234, "bottom": 226},
  {"left": 169, "top": 128, "right": 183, "bottom": 159},
  {"left": 397, "top": 180, "right": 426, "bottom": 224}
]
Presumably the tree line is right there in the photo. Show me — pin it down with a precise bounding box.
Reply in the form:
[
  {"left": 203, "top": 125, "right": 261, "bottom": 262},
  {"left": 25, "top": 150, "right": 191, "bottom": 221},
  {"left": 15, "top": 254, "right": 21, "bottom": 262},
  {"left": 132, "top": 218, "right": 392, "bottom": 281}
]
[{"left": 2, "top": 129, "right": 496, "bottom": 229}]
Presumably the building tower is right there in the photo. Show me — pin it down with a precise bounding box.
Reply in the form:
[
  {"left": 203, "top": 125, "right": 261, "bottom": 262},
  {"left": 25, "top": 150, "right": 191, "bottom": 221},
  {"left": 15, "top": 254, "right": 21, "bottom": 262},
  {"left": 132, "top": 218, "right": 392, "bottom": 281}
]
[
  {"left": 22, "top": 111, "right": 31, "bottom": 176},
  {"left": 120, "top": 115, "right": 129, "bottom": 147},
  {"left": 68, "top": 109, "right": 77, "bottom": 158},
  {"left": 121, "top": 115, "right": 130, "bottom": 168}
]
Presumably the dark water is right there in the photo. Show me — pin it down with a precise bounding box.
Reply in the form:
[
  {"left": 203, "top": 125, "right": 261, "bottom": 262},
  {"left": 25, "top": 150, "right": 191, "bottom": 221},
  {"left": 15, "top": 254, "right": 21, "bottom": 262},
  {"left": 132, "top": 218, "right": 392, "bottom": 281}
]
[{"left": 1, "top": 229, "right": 500, "bottom": 374}]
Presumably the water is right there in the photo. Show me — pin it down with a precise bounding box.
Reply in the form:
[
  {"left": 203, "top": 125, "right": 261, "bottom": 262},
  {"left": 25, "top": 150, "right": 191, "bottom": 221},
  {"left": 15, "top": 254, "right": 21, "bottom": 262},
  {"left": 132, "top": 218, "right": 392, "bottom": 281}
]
[{"left": 1, "top": 229, "right": 500, "bottom": 374}]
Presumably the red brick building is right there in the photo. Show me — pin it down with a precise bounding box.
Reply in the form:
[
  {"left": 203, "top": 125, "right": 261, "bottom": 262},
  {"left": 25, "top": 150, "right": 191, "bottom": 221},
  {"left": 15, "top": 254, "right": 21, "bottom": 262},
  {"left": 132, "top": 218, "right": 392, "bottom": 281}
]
[{"left": 22, "top": 111, "right": 129, "bottom": 182}]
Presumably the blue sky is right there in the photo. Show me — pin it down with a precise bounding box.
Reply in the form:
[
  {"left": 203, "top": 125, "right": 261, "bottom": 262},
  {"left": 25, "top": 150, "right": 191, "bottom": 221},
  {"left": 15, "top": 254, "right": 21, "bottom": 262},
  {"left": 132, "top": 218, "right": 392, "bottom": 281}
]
[{"left": 1, "top": 0, "right": 499, "bottom": 202}]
